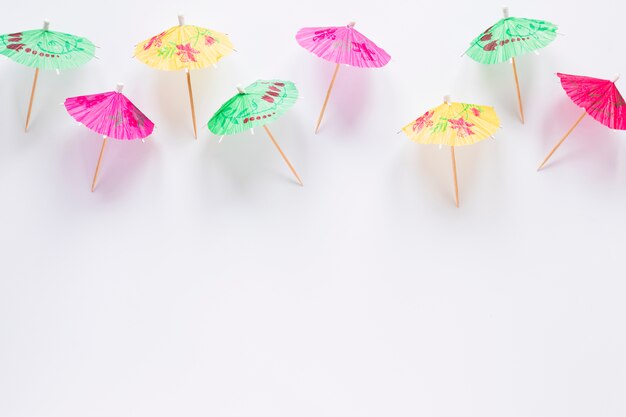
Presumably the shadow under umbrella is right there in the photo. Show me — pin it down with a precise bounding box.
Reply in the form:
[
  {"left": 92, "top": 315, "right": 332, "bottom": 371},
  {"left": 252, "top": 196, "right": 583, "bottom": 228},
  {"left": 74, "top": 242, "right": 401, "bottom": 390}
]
[
  {"left": 202, "top": 130, "right": 273, "bottom": 193},
  {"left": 332, "top": 65, "right": 372, "bottom": 137}
]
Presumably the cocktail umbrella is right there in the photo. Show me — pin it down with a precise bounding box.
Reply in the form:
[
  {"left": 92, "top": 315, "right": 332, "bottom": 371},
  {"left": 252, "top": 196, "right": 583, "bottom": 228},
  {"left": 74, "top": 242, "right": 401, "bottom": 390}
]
[
  {"left": 537, "top": 73, "right": 625, "bottom": 170},
  {"left": 401, "top": 95, "right": 500, "bottom": 207},
  {"left": 64, "top": 83, "right": 155, "bottom": 191},
  {"left": 465, "top": 7, "right": 557, "bottom": 123},
  {"left": 296, "top": 22, "right": 390, "bottom": 133},
  {"left": 0, "top": 19, "right": 96, "bottom": 131},
  {"left": 134, "top": 14, "right": 234, "bottom": 139},
  {"left": 208, "top": 80, "right": 302, "bottom": 186}
]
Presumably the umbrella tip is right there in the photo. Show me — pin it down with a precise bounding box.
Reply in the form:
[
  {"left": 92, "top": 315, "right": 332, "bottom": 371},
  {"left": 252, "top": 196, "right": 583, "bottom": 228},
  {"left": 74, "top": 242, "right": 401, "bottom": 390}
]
[
  {"left": 43, "top": 19, "right": 50, "bottom": 30},
  {"left": 116, "top": 83, "right": 124, "bottom": 93},
  {"left": 236, "top": 84, "right": 246, "bottom": 94},
  {"left": 611, "top": 73, "right": 620, "bottom": 83},
  {"left": 178, "top": 13, "right": 185, "bottom": 26},
  {"left": 348, "top": 21, "right": 356, "bottom": 27},
  {"left": 443, "top": 94, "right": 452, "bottom": 105},
  {"left": 502, "top": 6, "right": 509, "bottom": 18}
]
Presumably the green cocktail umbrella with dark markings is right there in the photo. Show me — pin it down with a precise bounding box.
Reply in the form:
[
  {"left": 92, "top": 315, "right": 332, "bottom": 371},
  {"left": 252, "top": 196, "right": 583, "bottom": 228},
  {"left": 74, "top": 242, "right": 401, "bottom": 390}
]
[
  {"left": 0, "top": 20, "right": 96, "bottom": 131},
  {"left": 465, "top": 7, "right": 557, "bottom": 123},
  {"left": 208, "top": 80, "right": 302, "bottom": 186}
]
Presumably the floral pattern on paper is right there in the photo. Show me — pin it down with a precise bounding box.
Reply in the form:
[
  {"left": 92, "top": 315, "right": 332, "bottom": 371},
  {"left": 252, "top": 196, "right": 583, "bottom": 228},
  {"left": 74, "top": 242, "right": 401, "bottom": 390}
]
[
  {"left": 414, "top": 104, "right": 486, "bottom": 138},
  {"left": 144, "top": 32, "right": 166, "bottom": 50},
  {"left": 176, "top": 43, "right": 199, "bottom": 63},
  {"left": 205, "top": 35, "right": 216, "bottom": 46},
  {"left": 76, "top": 94, "right": 107, "bottom": 108},
  {"left": 448, "top": 117, "right": 475, "bottom": 137},
  {"left": 312, "top": 28, "right": 337, "bottom": 42},
  {"left": 412, "top": 111, "right": 435, "bottom": 132}
]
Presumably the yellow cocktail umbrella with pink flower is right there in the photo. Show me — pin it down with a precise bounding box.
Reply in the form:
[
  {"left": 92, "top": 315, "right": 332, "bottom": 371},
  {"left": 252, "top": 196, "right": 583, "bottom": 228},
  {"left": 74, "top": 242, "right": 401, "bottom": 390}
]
[
  {"left": 401, "top": 95, "right": 500, "bottom": 207},
  {"left": 134, "top": 14, "right": 234, "bottom": 139}
]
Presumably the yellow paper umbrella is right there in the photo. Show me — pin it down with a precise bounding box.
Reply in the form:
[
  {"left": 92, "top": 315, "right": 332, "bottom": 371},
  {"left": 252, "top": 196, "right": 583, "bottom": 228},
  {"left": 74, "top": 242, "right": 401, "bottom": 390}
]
[
  {"left": 134, "top": 14, "right": 234, "bottom": 138},
  {"left": 401, "top": 95, "right": 500, "bottom": 207}
]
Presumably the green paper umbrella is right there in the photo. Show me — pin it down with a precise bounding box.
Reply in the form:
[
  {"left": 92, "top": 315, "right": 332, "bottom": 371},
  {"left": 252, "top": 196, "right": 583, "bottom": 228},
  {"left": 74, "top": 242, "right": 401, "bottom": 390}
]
[
  {"left": 208, "top": 80, "right": 303, "bottom": 186},
  {"left": 465, "top": 7, "right": 557, "bottom": 123},
  {"left": 0, "top": 20, "right": 96, "bottom": 131}
]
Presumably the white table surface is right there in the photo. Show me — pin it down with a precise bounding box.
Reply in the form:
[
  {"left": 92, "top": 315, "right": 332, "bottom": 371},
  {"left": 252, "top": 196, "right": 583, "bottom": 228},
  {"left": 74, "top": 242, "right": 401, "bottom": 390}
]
[{"left": 1, "top": 0, "right": 625, "bottom": 416}]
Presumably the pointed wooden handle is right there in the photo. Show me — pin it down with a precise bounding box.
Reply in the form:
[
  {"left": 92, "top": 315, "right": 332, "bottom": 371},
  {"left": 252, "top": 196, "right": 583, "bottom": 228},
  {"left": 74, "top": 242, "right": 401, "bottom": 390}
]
[
  {"left": 511, "top": 58, "right": 525, "bottom": 124},
  {"left": 263, "top": 125, "right": 303, "bottom": 186},
  {"left": 186, "top": 71, "right": 198, "bottom": 139},
  {"left": 25, "top": 68, "right": 39, "bottom": 132},
  {"left": 451, "top": 146, "right": 459, "bottom": 208},
  {"left": 91, "top": 137, "right": 108, "bottom": 192},
  {"left": 315, "top": 63, "right": 340, "bottom": 134},
  {"left": 537, "top": 110, "right": 587, "bottom": 171}
]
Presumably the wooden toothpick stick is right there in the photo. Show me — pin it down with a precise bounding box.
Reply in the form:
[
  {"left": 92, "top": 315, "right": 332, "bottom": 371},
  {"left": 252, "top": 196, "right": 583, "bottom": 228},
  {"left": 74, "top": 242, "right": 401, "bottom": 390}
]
[
  {"left": 25, "top": 68, "right": 40, "bottom": 132},
  {"left": 511, "top": 57, "right": 525, "bottom": 124},
  {"left": 186, "top": 70, "right": 198, "bottom": 139},
  {"left": 451, "top": 146, "right": 459, "bottom": 208},
  {"left": 315, "top": 63, "right": 340, "bottom": 134},
  {"left": 537, "top": 110, "right": 587, "bottom": 171},
  {"left": 91, "top": 137, "right": 108, "bottom": 192},
  {"left": 263, "top": 125, "right": 303, "bottom": 186}
]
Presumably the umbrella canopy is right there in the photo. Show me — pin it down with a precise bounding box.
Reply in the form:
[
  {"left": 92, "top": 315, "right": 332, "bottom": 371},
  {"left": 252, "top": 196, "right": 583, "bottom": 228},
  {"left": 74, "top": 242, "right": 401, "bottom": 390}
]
[
  {"left": 208, "top": 80, "right": 298, "bottom": 136},
  {"left": 0, "top": 21, "right": 95, "bottom": 70},
  {"left": 465, "top": 12, "right": 557, "bottom": 64},
  {"left": 296, "top": 22, "right": 390, "bottom": 68},
  {"left": 64, "top": 85, "right": 154, "bottom": 140},
  {"left": 558, "top": 73, "right": 626, "bottom": 130},
  {"left": 134, "top": 17, "right": 234, "bottom": 71},
  {"left": 402, "top": 100, "right": 500, "bottom": 146}
]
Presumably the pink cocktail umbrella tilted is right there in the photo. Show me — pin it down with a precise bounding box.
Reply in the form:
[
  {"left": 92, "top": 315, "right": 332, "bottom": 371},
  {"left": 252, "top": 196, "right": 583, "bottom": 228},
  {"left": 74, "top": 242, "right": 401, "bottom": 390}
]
[
  {"left": 537, "top": 73, "right": 626, "bottom": 170},
  {"left": 64, "top": 83, "right": 155, "bottom": 191},
  {"left": 296, "top": 22, "right": 391, "bottom": 133}
]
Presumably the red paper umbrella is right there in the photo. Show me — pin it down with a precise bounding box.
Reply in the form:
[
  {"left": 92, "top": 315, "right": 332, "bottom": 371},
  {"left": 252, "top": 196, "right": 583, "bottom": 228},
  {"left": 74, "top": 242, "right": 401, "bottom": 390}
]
[{"left": 538, "top": 73, "right": 626, "bottom": 170}]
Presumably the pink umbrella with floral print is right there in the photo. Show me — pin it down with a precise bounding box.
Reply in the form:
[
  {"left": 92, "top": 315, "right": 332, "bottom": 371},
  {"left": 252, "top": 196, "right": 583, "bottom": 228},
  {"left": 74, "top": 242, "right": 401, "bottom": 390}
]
[
  {"left": 538, "top": 73, "right": 626, "bottom": 170},
  {"left": 64, "top": 83, "right": 154, "bottom": 191},
  {"left": 296, "top": 21, "right": 391, "bottom": 133}
]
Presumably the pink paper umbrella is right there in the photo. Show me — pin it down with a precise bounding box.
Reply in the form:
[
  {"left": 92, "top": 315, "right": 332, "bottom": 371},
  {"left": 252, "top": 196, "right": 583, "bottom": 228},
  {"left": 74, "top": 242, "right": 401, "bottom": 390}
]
[
  {"left": 538, "top": 73, "right": 626, "bottom": 170},
  {"left": 296, "top": 22, "right": 391, "bottom": 133},
  {"left": 64, "top": 83, "right": 155, "bottom": 191}
]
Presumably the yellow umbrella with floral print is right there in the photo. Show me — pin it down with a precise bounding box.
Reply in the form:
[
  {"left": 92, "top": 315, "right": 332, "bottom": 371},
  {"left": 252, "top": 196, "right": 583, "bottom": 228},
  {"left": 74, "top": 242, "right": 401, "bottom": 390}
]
[
  {"left": 134, "top": 14, "right": 234, "bottom": 138},
  {"left": 401, "top": 95, "right": 500, "bottom": 207}
]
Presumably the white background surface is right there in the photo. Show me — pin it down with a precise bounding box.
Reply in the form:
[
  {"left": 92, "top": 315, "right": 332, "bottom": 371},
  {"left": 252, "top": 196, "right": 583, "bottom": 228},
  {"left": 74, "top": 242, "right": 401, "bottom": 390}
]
[{"left": 1, "top": 0, "right": 625, "bottom": 416}]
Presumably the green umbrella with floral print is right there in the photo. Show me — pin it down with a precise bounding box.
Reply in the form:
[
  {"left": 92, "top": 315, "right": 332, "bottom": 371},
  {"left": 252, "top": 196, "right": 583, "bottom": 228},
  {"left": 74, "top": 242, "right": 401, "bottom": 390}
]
[
  {"left": 465, "top": 7, "right": 557, "bottom": 123},
  {"left": 0, "top": 19, "right": 96, "bottom": 131},
  {"left": 208, "top": 80, "right": 302, "bottom": 186}
]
